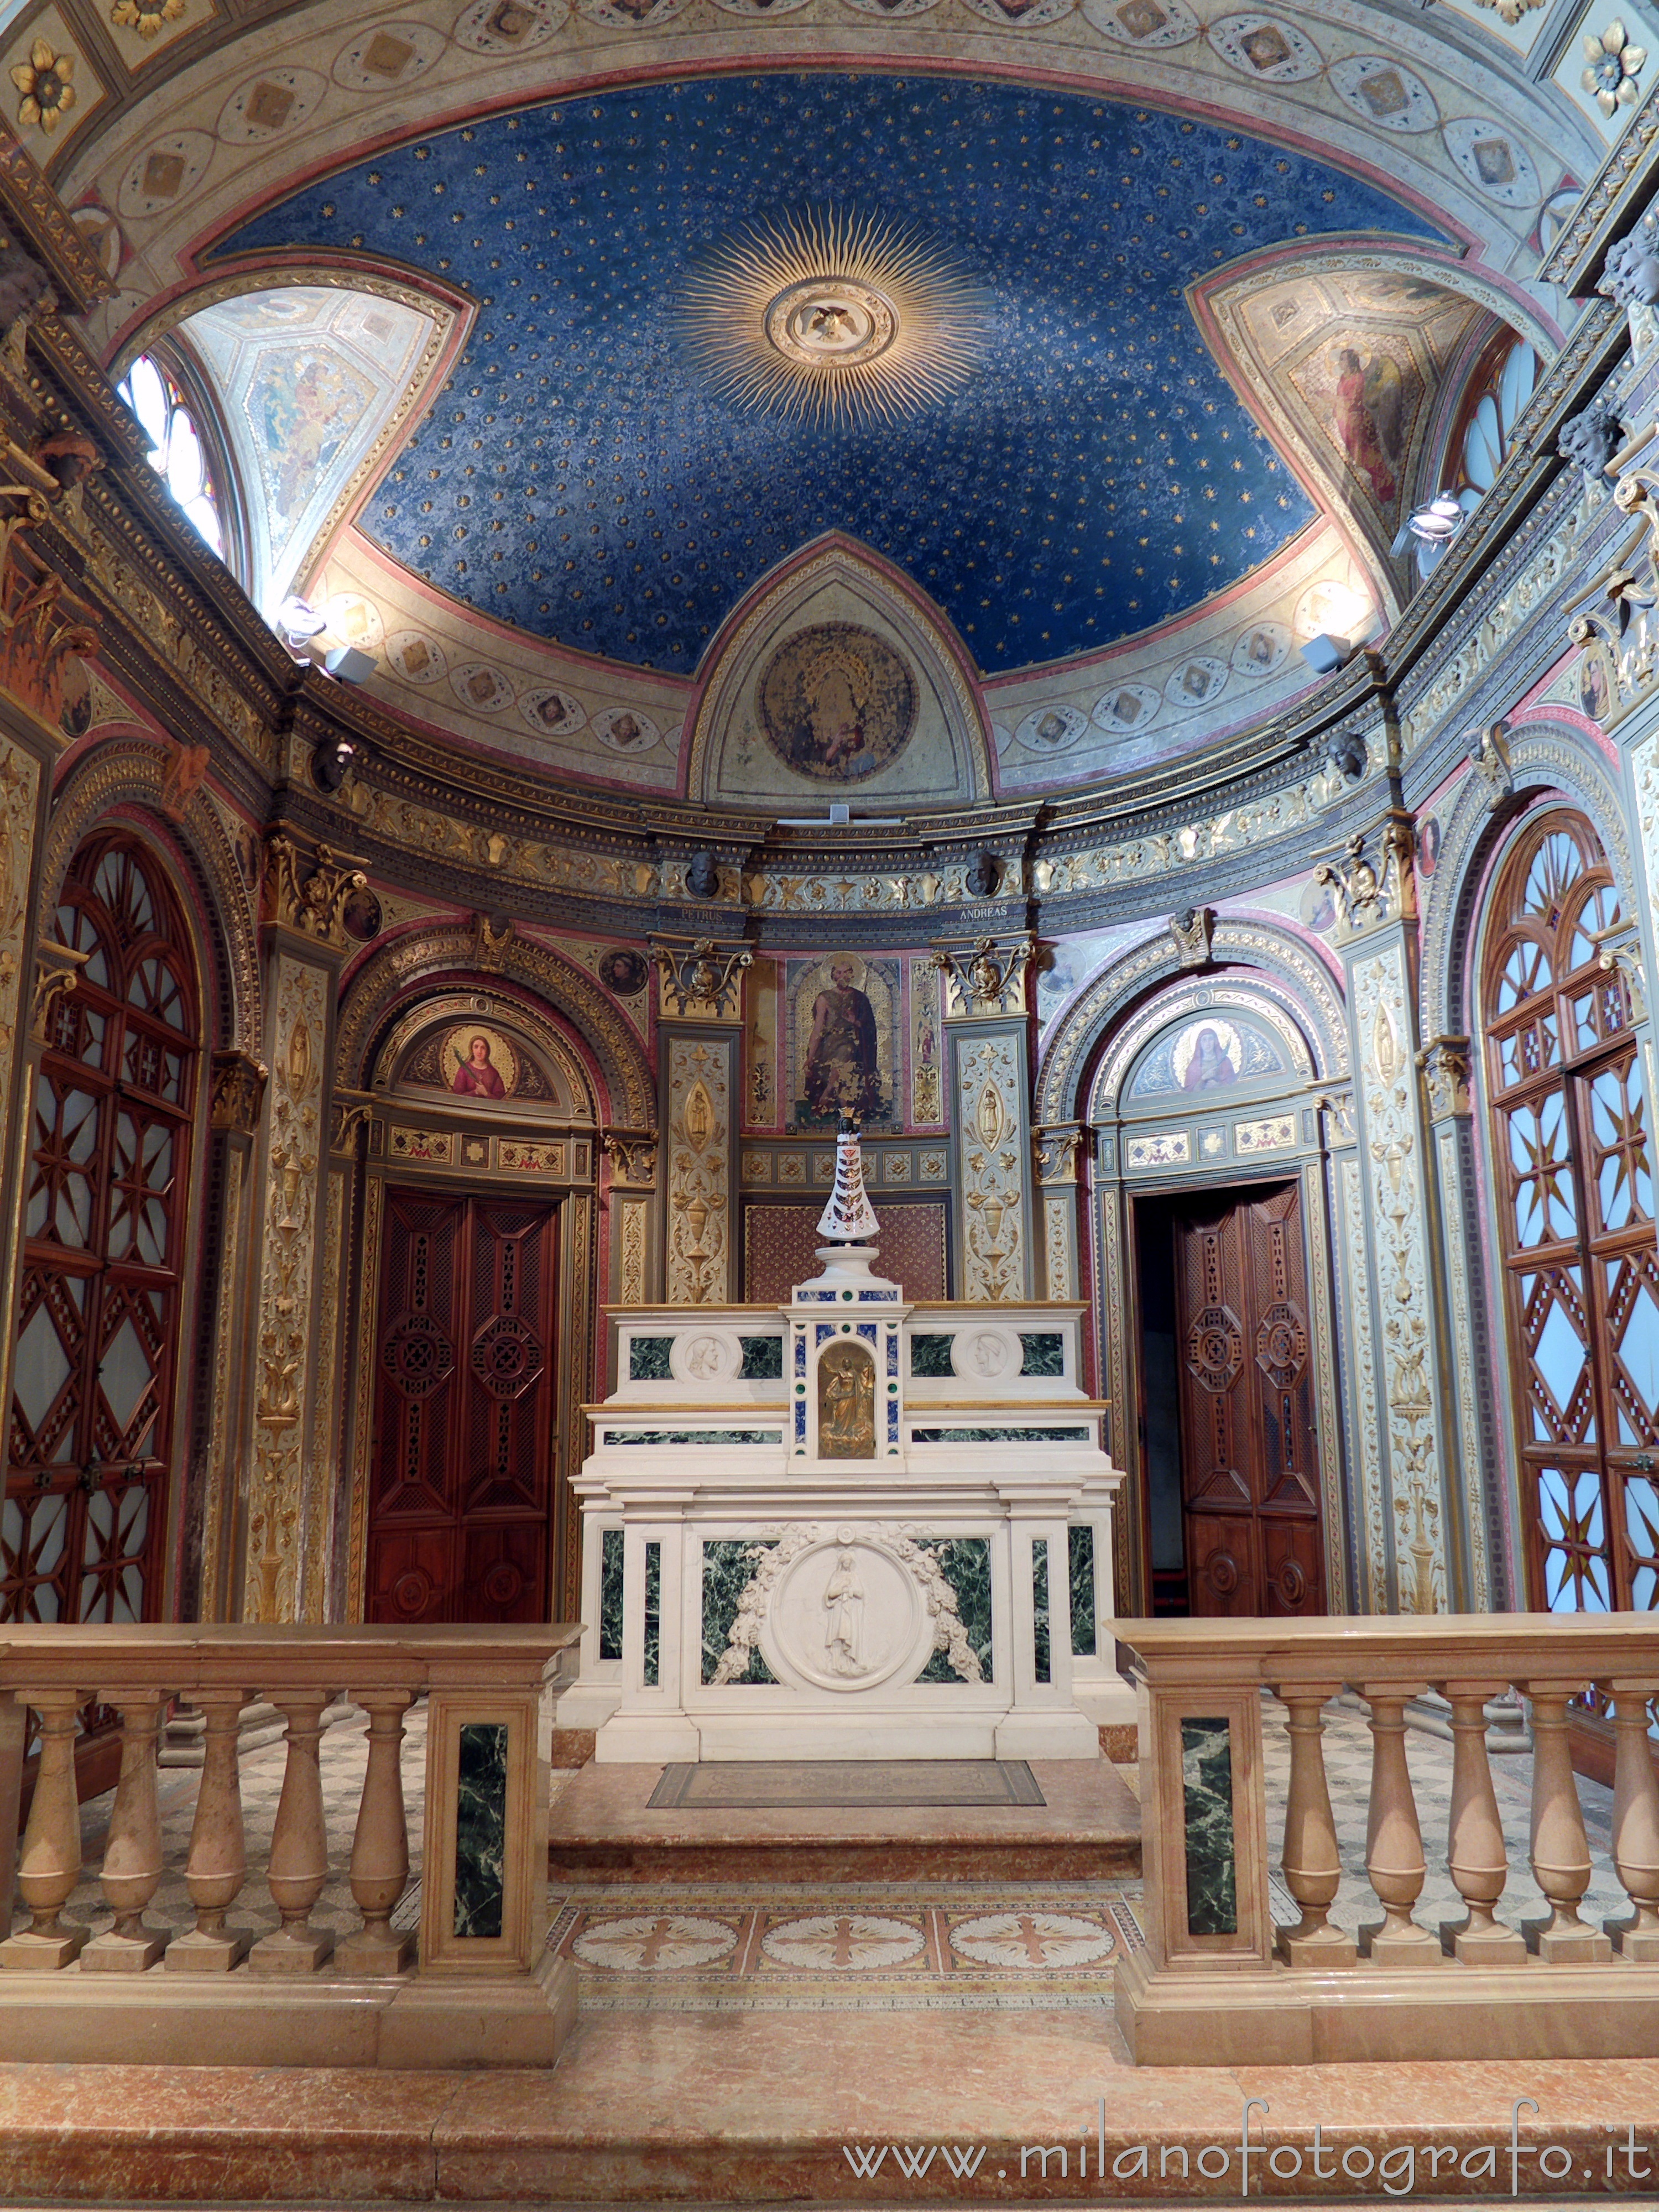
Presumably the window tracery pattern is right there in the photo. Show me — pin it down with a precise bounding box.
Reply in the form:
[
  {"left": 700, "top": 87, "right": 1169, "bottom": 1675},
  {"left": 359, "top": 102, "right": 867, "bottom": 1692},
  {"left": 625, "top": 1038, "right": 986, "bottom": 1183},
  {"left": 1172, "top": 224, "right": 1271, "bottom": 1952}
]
[
  {"left": 117, "top": 353, "right": 225, "bottom": 557},
  {"left": 4, "top": 836, "right": 199, "bottom": 1625},
  {"left": 1480, "top": 810, "right": 1659, "bottom": 1616}
]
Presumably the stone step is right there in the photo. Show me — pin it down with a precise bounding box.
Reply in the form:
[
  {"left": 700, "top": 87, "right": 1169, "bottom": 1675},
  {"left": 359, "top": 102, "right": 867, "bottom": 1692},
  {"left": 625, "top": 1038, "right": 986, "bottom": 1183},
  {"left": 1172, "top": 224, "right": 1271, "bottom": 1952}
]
[{"left": 547, "top": 1757, "right": 1140, "bottom": 1884}]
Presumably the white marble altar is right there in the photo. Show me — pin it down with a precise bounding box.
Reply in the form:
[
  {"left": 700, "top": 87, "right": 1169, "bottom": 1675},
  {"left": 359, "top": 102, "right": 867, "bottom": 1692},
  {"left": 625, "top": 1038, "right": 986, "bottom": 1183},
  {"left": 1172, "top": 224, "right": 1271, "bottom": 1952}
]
[{"left": 559, "top": 1126, "right": 1131, "bottom": 1762}]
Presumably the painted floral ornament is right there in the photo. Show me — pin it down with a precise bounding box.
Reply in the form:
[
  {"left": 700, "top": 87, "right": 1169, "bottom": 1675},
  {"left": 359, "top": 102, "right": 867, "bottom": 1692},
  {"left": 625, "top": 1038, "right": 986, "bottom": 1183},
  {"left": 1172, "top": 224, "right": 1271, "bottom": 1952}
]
[
  {"left": 112, "top": 0, "right": 187, "bottom": 37},
  {"left": 1583, "top": 20, "right": 1647, "bottom": 115},
  {"left": 10, "top": 40, "right": 75, "bottom": 132}
]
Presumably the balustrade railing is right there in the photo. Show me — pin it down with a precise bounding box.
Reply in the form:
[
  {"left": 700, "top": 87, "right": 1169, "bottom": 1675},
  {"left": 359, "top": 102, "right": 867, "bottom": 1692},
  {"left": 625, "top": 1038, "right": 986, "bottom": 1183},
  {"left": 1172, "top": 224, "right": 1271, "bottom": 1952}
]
[
  {"left": 0, "top": 1623, "right": 580, "bottom": 2067},
  {"left": 1115, "top": 1615, "right": 1659, "bottom": 2065}
]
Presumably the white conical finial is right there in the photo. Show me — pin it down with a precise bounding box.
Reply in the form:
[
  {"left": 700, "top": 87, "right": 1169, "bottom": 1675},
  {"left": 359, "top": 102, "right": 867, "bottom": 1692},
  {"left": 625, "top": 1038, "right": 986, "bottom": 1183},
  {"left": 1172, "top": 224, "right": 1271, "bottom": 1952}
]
[{"left": 816, "top": 1113, "right": 879, "bottom": 1243}]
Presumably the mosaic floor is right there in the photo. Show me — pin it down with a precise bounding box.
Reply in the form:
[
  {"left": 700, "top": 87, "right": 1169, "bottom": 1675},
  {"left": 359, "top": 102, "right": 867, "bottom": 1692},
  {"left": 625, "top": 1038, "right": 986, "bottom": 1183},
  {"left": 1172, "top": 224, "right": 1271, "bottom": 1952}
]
[{"left": 13, "top": 1691, "right": 1632, "bottom": 2013}]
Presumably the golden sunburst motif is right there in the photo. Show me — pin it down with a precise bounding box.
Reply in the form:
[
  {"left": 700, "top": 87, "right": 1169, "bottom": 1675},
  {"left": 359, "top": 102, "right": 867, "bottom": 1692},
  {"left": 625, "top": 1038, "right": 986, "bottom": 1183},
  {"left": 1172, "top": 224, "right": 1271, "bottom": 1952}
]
[{"left": 686, "top": 210, "right": 989, "bottom": 430}]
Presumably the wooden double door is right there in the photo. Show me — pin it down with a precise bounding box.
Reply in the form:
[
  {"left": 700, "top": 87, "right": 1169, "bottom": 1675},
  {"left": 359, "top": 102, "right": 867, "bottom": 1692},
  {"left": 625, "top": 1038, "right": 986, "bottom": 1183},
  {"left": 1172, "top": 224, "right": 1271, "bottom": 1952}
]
[
  {"left": 1164, "top": 1181, "right": 1325, "bottom": 1616},
  {"left": 366, "top": 1187, "right": 559, "bottom": 1624}
]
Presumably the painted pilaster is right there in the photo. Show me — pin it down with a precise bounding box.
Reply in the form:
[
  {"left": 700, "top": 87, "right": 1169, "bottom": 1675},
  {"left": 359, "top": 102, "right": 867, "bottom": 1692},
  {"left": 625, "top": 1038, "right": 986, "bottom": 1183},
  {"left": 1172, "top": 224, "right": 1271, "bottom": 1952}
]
[
  {"left": 194, "top": 1049, "right": 267, "bottom": 1622},
  {"left": 603, "top": 1131, "right": 660, "bottom": 1324},
  {"left": 1418, "top": 1036, "right": 1503, "bottom": 1610},
  {"left": 1033, "top": 1122, "right": 1082, "bottom": 1302},
  {"left": 0, "top": 713, "right": 53, "bottom": 1469},
  {"left": 242, "top": 834, "right": 363, "bottom": 1623},
  {"left": 653, "top": 936, "right": 749, "bottom": 1305},
  {"left": 1326, "top": 819, "right": 1459, "bottom": 1613},
  {"left": 933, "top": 933, "right": 1034, "bottom": 1303}
]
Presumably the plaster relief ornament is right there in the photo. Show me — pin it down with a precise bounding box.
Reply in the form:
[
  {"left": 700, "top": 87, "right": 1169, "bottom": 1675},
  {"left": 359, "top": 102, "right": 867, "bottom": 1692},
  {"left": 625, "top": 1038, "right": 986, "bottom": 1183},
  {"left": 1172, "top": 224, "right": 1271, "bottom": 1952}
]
[
  {"left": 11, "top": 40, "right": 75, "bottom": 133},
  {"left": 112, "top": 0, "right": 186, "bottom": 37},
  {"left": 686, "top": 208, "right": 989, "bottom": 431},
  {"left": 1583, "top": 21, "right": 1647, "bottom": 114},
  {"left": 1559, "top": 400, "right": 1626, "bottom": 492},
  {"left": 1600, "top": 221, "right": 1659, "bottom": 308}
]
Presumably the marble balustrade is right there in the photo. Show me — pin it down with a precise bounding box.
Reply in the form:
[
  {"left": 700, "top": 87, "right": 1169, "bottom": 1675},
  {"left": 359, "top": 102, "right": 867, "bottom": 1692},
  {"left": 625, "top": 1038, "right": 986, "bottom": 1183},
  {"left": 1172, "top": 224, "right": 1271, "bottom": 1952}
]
[
  {"left": 0, "top": 1623, "right": 581, "bottom": 2067},
  {"left": 1114, "top": 1614, "right": 1659, "bottom": 2066}
]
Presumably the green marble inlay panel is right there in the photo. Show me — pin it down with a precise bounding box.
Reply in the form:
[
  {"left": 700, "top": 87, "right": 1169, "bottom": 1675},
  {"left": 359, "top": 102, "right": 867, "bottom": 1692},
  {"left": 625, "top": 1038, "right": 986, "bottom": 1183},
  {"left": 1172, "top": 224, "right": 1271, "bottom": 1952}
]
[
  {"left": 610, "top": 1428, "right": 783, "bottom": 1446},
  {"left": 701, "top": 1539, "right": 779, "bottom": 1684},
  {"left": 629, "top": 1334, "right": 674, "bottom": 1381},
  {"left": 917, "top": 1536, "right": 993, "bottom": 1683},
  {"left": 910, "top": 1426, "right": 1089, "bottom": 1443},
  {"left": 1181, "top": 1716, "right": 1238, "bottom": 1938},
  {"left": 1031, "top": 1538, "right": 1051, "bottom": 1685},
  {"left": 910, "top": 1332, "right": 954, "bottom": 1378},
  {"left": 643, "top": 1540, "right": 661, "bottom": 1689},
  {"left": 1019, "top": 1331, "right": 1065, "bottom": 1377},
  {"left": 599, "top": 1527, "right": 624, "bottom": 1662},
  {"left": 1069, "top": 1524, "right": 1096, "bottom": 1657},
  {"left": 739, "top": 1334, "right": 784, "bottom": 1379},
  {"left": 452, "top": 1720, "right": 508, "bottom": 1940}
]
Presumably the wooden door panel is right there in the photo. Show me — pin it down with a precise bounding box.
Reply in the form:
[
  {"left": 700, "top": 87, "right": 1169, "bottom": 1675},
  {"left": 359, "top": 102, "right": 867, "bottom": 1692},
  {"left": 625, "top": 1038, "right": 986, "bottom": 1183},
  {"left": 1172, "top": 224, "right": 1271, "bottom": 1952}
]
[
  {"left": 461, "top": 1522, "right": 546, "bottom": 1622},
  {"left": 366, "top": 1526, "right": 453, "bottom": 1624},
  {"left": 1172, "top": 1181, "right": 1324, "bottom": 1618},
  {"left": 1185, "top": 1512, "right": 1259, "bottom": 1615},
  {"left": 1260, "top": 1514, "right": 1322, "bottom": 1616},
  {"left": 374, "top": 1192, "right": 464, "bottom": 1524},
  {"left": 367, "top": 1187, "right": 557, "bottom": 1625}
]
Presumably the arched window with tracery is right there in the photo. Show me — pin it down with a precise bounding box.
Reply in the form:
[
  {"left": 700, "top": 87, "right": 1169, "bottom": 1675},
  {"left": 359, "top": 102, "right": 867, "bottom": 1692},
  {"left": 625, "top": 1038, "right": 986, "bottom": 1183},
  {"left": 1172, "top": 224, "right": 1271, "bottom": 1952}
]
[
  {"left": 1480, "top": 808, "right": 1659, "bottom": 1616},
  {"left": 3, "top": 834, "right": 200, "bottom": 1625}
]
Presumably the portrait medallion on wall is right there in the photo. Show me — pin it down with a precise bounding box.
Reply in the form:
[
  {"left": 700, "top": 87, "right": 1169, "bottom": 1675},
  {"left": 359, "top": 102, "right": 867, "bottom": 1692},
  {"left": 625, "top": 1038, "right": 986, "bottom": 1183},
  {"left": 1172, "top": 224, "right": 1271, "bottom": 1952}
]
[
  {"left": 440, "top": 1022, "right": 520, "bottom": 1099},
  {"left": 757, "top": 623, "right": 919, "bottom": 784},
  {"left": 597, "top": 947, "right": 649, "bottom": 998}
]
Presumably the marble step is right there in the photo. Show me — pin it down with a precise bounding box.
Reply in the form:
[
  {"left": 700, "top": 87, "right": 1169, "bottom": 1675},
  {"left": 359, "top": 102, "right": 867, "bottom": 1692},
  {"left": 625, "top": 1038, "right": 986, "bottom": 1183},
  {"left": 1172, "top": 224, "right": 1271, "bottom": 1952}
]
[{"left": 546, "top": 1757, "right": 1140, "bottom": 1884}]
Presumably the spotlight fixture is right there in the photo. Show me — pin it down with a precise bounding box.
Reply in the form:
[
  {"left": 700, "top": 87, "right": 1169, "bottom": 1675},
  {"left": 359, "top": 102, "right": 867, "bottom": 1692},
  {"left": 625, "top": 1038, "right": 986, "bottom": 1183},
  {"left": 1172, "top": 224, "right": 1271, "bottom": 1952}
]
[
  {"left": 1299, "top": 633, "right": 1353, "bottom": 676},
  {"left": 1392, "top": 492, "right": 1465, "bottom": 576},
  {"left": 276, "top": 593, "right": 326, "bottom": 644},
  {"left": 324, "top": 644, "right": 377, "bottom": 685}
]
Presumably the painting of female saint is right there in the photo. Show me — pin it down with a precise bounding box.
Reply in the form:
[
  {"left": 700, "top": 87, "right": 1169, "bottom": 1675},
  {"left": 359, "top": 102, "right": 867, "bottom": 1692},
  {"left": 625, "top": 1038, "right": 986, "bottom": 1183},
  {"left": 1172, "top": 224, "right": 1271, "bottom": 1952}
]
[
  {"left": 758, "top": 623, "right": 918, "bottom": 784},
  {"left": 441, "top": 1023, "right": 520, "bottom": 1099},
  {"left": 1177, "top": 1022, "right": 1241, "bottom": 1091}
]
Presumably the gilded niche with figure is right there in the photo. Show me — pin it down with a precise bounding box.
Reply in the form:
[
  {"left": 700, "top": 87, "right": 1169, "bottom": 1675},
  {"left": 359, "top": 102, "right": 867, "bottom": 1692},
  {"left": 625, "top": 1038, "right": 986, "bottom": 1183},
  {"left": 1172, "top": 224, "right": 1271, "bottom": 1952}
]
[
  {"left": 757, "top": 622, "right": 918, "bottom": 783},
  {"left": 818, "top": 1339, "right": 877, "bottom": 1459}
]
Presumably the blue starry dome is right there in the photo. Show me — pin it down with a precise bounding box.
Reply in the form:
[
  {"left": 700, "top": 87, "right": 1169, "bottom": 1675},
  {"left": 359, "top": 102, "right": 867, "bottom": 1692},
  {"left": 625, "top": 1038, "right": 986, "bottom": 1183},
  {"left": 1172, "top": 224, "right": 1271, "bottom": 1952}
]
[{"left": 221, "top": 70, "right": 1439, "bottom": 678}]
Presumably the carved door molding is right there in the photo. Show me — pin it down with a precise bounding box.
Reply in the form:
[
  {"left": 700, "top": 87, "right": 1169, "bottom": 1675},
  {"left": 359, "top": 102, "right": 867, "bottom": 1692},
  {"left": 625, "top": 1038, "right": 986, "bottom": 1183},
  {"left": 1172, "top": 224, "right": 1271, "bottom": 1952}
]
[
  {"left": 1171, "top": 1180, "right": 1325, "bottom": 1617},
  {"left": 366, "top": 1186, "right": 559, "bottom": 1623}
]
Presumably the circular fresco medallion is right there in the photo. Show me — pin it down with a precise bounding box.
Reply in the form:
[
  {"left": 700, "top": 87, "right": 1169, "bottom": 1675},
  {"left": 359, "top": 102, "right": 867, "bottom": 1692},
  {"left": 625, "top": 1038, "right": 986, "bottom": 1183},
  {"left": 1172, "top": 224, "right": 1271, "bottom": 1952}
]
[
  {"left": 757, "top": 623, "right": 918, "bottom": 784},
  {"left": 764, "top": 278, "right": 898, "bottom": 369}
]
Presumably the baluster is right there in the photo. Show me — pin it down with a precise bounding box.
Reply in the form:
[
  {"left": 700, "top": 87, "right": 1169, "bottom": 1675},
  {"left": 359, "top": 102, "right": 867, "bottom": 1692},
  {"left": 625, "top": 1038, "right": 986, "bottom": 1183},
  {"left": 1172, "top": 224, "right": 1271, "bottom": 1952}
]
[
  {"left": 0, "top": 1689, "right": 87, "bottom": 1969},
  {"left": 1604, "top": 1677, "right": 1659, "bottom": 1960},
  {"left": 82, "top": 1691, "right": 168, "bottom": 1971},
  {"left": 1436, "top": 1678, "right": 1525, "bottom": 1964},
  {"left": 1270, "top": 1683, "right": 1354, "bottom": 1966},
  {"left": 1357, "top": 1683, "right": 1442, "bottom": 1965},
  {"left": 336, "top": 1691, "right": 416, "bottom": 1976},
  {"left": 165, "top": 1688, "right": 251, "bottom": 1972},
  {"left": 1520, "top": 1681, "right": 1611, "bottom": 1963},
  {"left": 250, "top": 1693, "right": 335, "bottom": 1973}
]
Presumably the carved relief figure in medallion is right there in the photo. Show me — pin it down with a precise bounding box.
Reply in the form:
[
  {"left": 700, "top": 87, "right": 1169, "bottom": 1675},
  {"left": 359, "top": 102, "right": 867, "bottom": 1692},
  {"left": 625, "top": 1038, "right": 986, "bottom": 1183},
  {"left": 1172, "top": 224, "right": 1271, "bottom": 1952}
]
[{"left": 823, "top": 1551, "right": 867, "bottom": 1676}]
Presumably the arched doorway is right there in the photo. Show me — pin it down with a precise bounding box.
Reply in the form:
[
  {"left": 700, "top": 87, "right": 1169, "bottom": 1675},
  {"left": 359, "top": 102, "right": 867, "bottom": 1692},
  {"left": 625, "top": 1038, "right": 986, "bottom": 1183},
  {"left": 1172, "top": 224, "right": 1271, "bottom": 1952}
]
[
  {"left": 1478, "top": 807, "right": 1659, "bottom": 1617},
  {"left": 5, "top": 833, "right": 201, "bottom": 1625}
]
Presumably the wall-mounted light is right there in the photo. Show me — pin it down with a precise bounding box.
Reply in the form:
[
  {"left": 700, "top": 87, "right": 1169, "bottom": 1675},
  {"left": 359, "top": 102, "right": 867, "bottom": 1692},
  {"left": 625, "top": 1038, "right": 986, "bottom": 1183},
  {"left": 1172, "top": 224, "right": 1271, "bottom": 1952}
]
[{"left": 324, "top": 644, "right": 377, "bottom": 684}]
